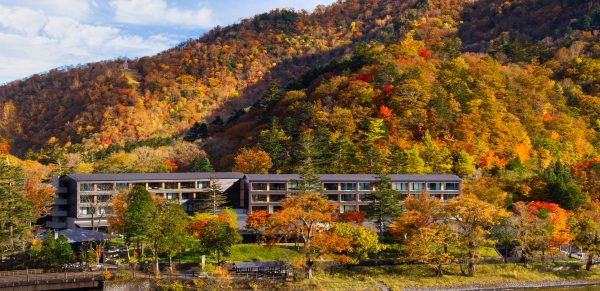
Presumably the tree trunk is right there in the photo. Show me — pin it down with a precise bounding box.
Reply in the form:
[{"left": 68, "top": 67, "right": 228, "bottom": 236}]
[
  {"left": 169, "top": 256, "right": 173, "bottom": 273},
  {"left": 141, "top": 240, "right": 145, "bottom": 258},
  {"left": 306, "top": 252, "right": 313, "bottom": 279},
  {"left": 153, "top": 246, "right": 159, "bottom": 276},
  {"left": 378, "top": 219, "right": 384, "bottom": 241},
  {"left": 217, "top": 249, "right": 221, "bottom": 266},
  {"left": 586, "top": 253, "right": 594, "bottom": 271}
]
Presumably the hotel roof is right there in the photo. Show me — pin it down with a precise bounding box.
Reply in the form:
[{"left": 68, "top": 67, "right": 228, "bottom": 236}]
[
  {"left": 63, "top": 172, "right": 244, "bottom": 182},
  {"left": 244, "top": 174, "right": 461, "bottom": 182}
]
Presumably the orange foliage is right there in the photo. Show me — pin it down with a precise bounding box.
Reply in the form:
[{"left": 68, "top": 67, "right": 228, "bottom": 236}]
[
  {"left": 107, "top": 191, "right": 128, "bottom": 233},
  {"left": 23, "top": 177, "right": 55, "bottom": 219},
  {"left": 232, "top": 147, "right": 272, "bottom": 174},
  {"left": 246, "top": 210, "right": 271, "bottom": 231},
  {"left": 336, "top": 210, "right": 366, "bottom": 224},
  {"left": 163, "top": 159, "right": 178, "bottom": 172},
  {"left": 0, "top": 139, "right": 9, "bottom": 155},
  {"left": 378, "top": 105, "right": 393, "bottom": 118},
  {"left": 419, "top": 49, "right": 432, "bottom": 58},
  {"left": 525, "top": 201, "right": 573, "bottom": 247}
]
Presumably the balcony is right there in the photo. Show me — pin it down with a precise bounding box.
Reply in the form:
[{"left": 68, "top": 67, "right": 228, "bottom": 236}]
[
  {"left": 45, "top": 221, "right": 66, "bottom": 229},
  {"left": 54, "top": 198, "right": 67, "bottom": 205},
  {"left": 56, "top": 186, "right": 68, "bottom": 194},
  {"left": 50, "top": 210, "right": 67, "bottom": 217}
]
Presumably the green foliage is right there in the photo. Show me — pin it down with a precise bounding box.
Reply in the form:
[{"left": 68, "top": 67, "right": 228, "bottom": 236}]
[
  {"left": 190, "top": 156, "right": 214, "bottom": 172},
  {"left": 332, "top": 222, "right": 384, "bottom": 264},
  {"left": 363, "top": 173, "right": 403, "bottom": 239},
  {"left": 30, "top": 231, "right": 74, "bottom": 268},
  {"left": 0, "top": 159, "right": 33, "bottom": 257},
  {"left": 198, "top": 177, "right": 228, "bottom": 214},
  {"left": 124, "top": 186, "right": 157, "bottom": 245},
  {"left": 196, "top": 220, "right": 242, "bottom": 264},
  {"left": 540, "top": 163, "right": 587, "bottom": 210}
]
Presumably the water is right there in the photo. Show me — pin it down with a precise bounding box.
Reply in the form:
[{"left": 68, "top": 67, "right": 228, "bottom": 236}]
[{"left": 512, "top": 286, "right": 600, "bottom": 291}]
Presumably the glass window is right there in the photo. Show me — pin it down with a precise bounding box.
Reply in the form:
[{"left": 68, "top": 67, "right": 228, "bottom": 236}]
[
  {"left": 427, "top": 183, "right": 442, "bottom": 191},
  {"left": 165, "top": 182, "right": 178, "bottom": 189},
  {"left": 182, "top": 193, "right": 193, "bottom": 199},
  {"left": 358, "top": 183, "right": 372, "bottom": 191},
  {"left": 392, "top": 182, "right": 409, "bottom": 191},
  {"left": 80, "top": 183, "right": 94, "bottom": 192},
  {"left": 411, "top": 183, "right": 426, "bottom": 191},
  {"left": 79, "top": 207, "right": 93, "bottom": 215},
  {"left": 98, "top": 207, "right": 112, "bottom": 215},
  {"left": 430, "top": 194, "right": 442, "bottom": 200},
  {"left": 445, "top": 183, "right": 459, "bottom": 191},
  {"left": 443, "top": 194, "right": 459, "bottom": 200},
  {"left": 269, "top": 183, "right": 286, "bottom": 191},
  {"left": 181, "top": 181, "right": 195, "bottom": 189},
  {"left": 251, "top": 206, "right": 268, "bottom": 212},
  {"left": 197, "top": 181, "right": 209, "bottom": 189},
  {"left": 269, "top": 194, "right": 286, "bottom": 202},
  {"left": 340, "top": 183, "right": 356, "bottom": 191},
  {"left": 327, "top": 194, "right": 339, "bottom": 201},
  {"left": 288, "top": 181, "right": 300, "bottom": 190},
  {"left": 272, "top": 206, "right": 283, "bottom": 213},
  {"left": 97, "top": 195, "right": 111, "bottom": 202},
  {"left": 341, "top": 194, "right": 355, "bottom": 202},
  {"left": 252, "top": 194, "right": 268, "bottom": 202},
  {"left": 80, "top": 195, "right": 93, "bottom": 203},
  {"left": 166, "top": 193, "right": 178, "bottom": 200},
  {"left": 148, "top": 182, "right": 162, "bottom": 190},
  {"left": 183, "top": 202, "right": 194, "bottom": 212},
  {"left": 116, "top": 182, "right": 129, "bottom": 190},
  {"left": 358, "top": 194, "right": 372, "bottom": 202},
  {"left": 323, "top": 183, "right": 338, "bottom": 191},
  {"left": 96, "top": 183, "right": 114, "bottom": 191},
  {"left": 342, "top": 205, "right": 356, "bottom": 213},
  {"left": 252, "top": 183, "right": 267, "bottom": 191}
]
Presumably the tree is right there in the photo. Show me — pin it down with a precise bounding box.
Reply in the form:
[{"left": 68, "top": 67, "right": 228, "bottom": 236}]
[
  {"left": 331, "top": 222, "right": 384, "bottom": 265},
  {"left": 541, "top": 163, "right": 586, "bottom": 210},
  {"left": 444, "top": 196, "right": 510, "bottom": 276},
  {"left": 571, "top": 204, "right": 600, "bottom": 271},
  {"left": 453, "top": 150, "right": 476, "bottom": 178},
  {"left": 232, "top": 147, "right": 272, "bottom": 174},
  {"left": 199, "top": 177, "right": 228, "bottom": 214},
  {"left": 336, "top": 210, "right": 366, "bottom": 225},
  {"left": 30, "top": 231, "right": 73, "bottom": 269},
  {"left": 264, "top": 192, "right": 351, "bottom": 279},
  {"left": 124, "top": 186, "right": 157, "bottom": 260},
  {"left": 190, "top": 156, "right": 214, "bottom": 172},
  {"left": 390, "top": 146, "right": 431, "bottom": 174},
  {"left": 23, "top": 177, "right": 55, "bottom": 219},
  {"left": 246, "top": 210, "right": 270, "bottom": 244},
  {"left": 389, "top": 195, "right": 455, "bottom": 276},
  {"left": 156, "top": 200, "right": 191, "bottom": 273},
  {"left": 108, "top": 190, "right": 128, "bottom": 234},
  {"left": 363, "top": 173, "right": 403, "bottom": 239},
  {"left": 196, "top": 220, "right": 241, "bottom": 266},
  {"left": 421, "top": 131, "right": 453, "bottom": 173},
  {"left": 184, "top": 122, "right": 209, "bottom": 142},
  {"left": 259, "top": 119, "right": 291, "bottom": 172},
  {"left": 0, "top": 158, "right": 33, "bottom": 260},
  {"left": 511, "top": 202, "right": 552, "bottom": 266}
]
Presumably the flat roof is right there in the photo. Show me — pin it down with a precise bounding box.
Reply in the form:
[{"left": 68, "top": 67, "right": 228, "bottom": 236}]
[
  {"left": 244, "top": 174, "right": 461, "bottom": 182},
  {"left": 63, "top": 172, "right": 244, "bottom": 182}
]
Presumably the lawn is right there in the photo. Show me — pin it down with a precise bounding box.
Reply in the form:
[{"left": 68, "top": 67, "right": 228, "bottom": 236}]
[
  {"left": 174, "top": 244, "right": 302, "bottom": 263},
  {"left": 291, "top": 263, "right": 600, "bottom": 290}
]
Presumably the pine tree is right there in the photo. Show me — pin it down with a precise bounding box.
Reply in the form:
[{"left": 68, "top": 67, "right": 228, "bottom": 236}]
[
  {"left": 291, "top": 131, "right": 322, "bottom": 192},
  {"left": 453, "top": 150, "right": 476, "bottom": 178},
  {"left": 0, "top": 158, "right": 33, "bottom": 258},
  {"left": 199, "top": 177, "right": 228, "bottom": 214},
  {"left": 190, "top": 156, "right": 214, "bottom": 172},
  {"left": 363, "top": 173, "right": 403, "bottom": 240},
  {"left": 259, "top": 118, "right": 291, "bottom": 172}
]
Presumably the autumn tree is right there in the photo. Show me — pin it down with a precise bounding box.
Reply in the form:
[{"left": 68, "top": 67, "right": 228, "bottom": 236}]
[
  {"left": 571, "top": 203, "right": 600, "bottom": 271},
  {"left": 335, "top": 210, "right": 366, "bottom": 225},
  {"left": 511, "top": 202, "right": 553, "bottom": 266},
  {"left": 24, "top": 177, "right": 55, "bottom": 219},
  {"left": 264, "top": 192, "right": 351, "bottom": 279},
  {"left": 444, "top": 196, "right": 510, "bottom": 276},
  {"left": 246, "top": 210, "right": 270, "bottom": 244},
  {"left": 232, "top": 147, "right": 272, "bottom": 174},
  {"left": 331, "top": 222, "right": 384, "bottom": 265},
  {"left": 363, "top": 173, "right": 403, "bottom": 239},
  {"left": 196, "top": 220, "right": 241, "bottom": 266}
]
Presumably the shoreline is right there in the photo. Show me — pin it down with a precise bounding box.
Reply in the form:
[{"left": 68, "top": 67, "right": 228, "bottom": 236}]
[{"left": 406, "top": 280, "right": 600, "bottom": 291}]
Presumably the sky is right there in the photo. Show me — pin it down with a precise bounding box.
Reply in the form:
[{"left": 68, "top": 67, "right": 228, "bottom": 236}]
[{"left": 0, "top": 0, "right": 336, "bottom": 84}]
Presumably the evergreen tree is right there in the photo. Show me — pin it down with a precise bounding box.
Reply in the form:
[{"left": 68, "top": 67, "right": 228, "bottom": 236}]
[
  {"left": 0, "top": 158, "right": 33, "bottom": 258},
  {"left": 199, "top": 177, "right": 228, "bottom": 214},
  {"left": 453, "top": 150, "right": 476, "bottom": 178},
  {"left": 390, "top": 146, "right": 431, "bottom": 174},
  {"left": 259, "top": 79, "right": 283, "bottom": 115},
  {"left": 541, "top": 163, "right": 586, "bottom": 210},
  {"left": 157, "top": 200, "right": 192, "bottom": 272},
  {"left": 421, "top": 131, "right": 453, "bottom": 173},
  {"left": 363, "top": 173, "right": 403, "bottom": 240},
  {"left": 190, "top": 156, "right": 214, "bottom": 172},
  {"left": 259, "top": 118, "right": 291, "bottom": 172},
  {"left": 291, "top": 131, "right": 322, "bottom": 192},
  {"left": 124, "top": 186, "right": 157, "bottom": 256}
]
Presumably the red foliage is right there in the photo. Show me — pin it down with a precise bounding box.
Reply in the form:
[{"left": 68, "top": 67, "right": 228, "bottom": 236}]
[
  {"left": 336, "top": 210, "right": 366, "bottom": 224},
  {"left": 543, "top": 112, "right": 553, "bottom": 122},
  {"left": 385, "top": 84, "right": 393, "bottom": 93},
  {"left": 0, "top": 139, "right": 9, "bottom": 155},
  {"left": 479, "top": 156, "right": 489, "bottom": 168},
  {"left": 378, "top": 105, "right": 393, "bottom": 118},
  {"left": 163, "top": 159, "right": 178, "bottom": 172},
  {"left": 357, "top": 73, "right": 374, "bottom": 82},
  {"left": 419, "top": 50, "right": 432, "bottom": 58}
]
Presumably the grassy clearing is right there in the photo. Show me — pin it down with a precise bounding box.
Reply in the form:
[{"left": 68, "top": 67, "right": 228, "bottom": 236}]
[
  {"left": 174, "top": 244, "right": 302, "bottom": 263},
  {"left": 291, "top": 263, "right": 600, "bottom": 290}
]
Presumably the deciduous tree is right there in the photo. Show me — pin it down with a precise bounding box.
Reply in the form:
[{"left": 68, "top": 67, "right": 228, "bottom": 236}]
[{"left": 232, "top": 147, "right": 272, "bottom": 174}]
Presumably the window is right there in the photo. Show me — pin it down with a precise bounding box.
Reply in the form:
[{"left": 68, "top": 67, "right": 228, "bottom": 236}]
[
  {"left": 252, "top": 183, "right": 267, "bottom": 191},
  {"left": 269, "top": 194, "right": 286, "bottom": 202},
  {"left": 251, "top": 206, "right": 268, "bottom": 212},
  {"left": 79, "top": 207, "right": 93, "bottom": 215},
  {"left": 269, "top": 183, "right": 286, "bottom": 191},
  {"left": 116, "top": 183, "right": 129, "bottom": 190},
  {"left": 445, "top": 183, "right": 459, "bottom": 191},
  {"left": 358, "top": 194, "right": 371, "bottom": 202},
  {"left": 430, "top": 194, "right": 442, "bottom": 200},
  {"left": 182, "top": 193, "right": 193, "bottom": 200},
  {"left": 180, "top": 181, "right": 195, "bottom": 189},
  {"left": 148, "top": 182, "right": 162, "bottom": 190},
  {"left": 341, "top": 194, "right": 355, "bottom": 202},
  {"left": 340, "top": 183, "right": 356, "bottom": 191},
  {"left": 80, "top": 183, "right": 94, "bottom": 192},
  {"left": 80, "top": 195, "right": 93, "bottom": 203},
  {"left": 272, "top": 206, "right": 283, "bottom": 213},
  {"left": 288, "top": 181, "right": 300, "bottom": 190},
  {"left": 96, "top": 195, "right": 111, "bottom": 202},
  {"left": 183, "top": 202, "right": 194, "bottom": 212},
  {"left": 392, "top": 182, "right": 408, "bottom": 191},
  {"left": 411, "top": 183, "right": 426, "bottom": 191},
  {"left": 427, "top": 183, "right": 442, "bottom": 191},
  {"left": 327, "top": 194, "right": 339, "bottom": 201},
  {"left": 443, "top": 194, "right": 459, "bottom": 200},
  {"left": 165, "top": 182, "right": 178, "bottom": 189},
  {"left": 132, "top": 183, "right": 147, "bottom": 189},
  {"left": 96, "top": 183, "right": 114, "bottom": 191},
  {"left": 98, "top": 207, "right": 112, "bottom": 215},
  {"left": 342, "top": 205, "right": 356, "bottom": 213},
  {"left": 323, "top": 183, "right": 338, "bottom": 191},
  {"left": 197, "top": 181, "right": 209, "bottom": 189},
  {"left": 252, "top": 194, "right": 268, "bottom": 202},
  {"left": 166, "top": 193, "right": 178, "bottom": 200},
  {"left": 358, "top": 183, "right": 372, "bottom": 191}
]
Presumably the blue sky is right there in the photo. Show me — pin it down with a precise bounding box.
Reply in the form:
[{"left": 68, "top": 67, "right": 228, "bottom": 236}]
[{"left": 0, "top": 0, "right": 336, "bottom": 84}]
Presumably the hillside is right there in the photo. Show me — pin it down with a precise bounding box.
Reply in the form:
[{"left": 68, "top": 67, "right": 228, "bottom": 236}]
[{"left": 0, "top": 0, "right": 598, "bottom": 184}]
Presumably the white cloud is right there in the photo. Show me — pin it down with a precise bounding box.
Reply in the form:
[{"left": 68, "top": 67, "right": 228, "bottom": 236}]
[
  {"left": 0, "top": 4, "right": 177, "bottom": 83},
  {"left": 0, "top": 0, "right": 93, "bottom": 20},
  {"left": 110, "top": 0, "right": 214, "bottom": 28}
]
